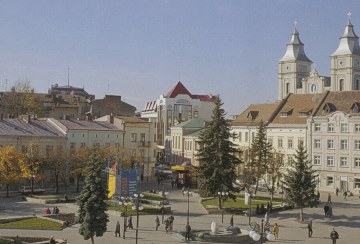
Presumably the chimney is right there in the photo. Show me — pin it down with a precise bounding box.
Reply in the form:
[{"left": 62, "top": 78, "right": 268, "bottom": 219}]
[{"left": 110, "top": 114, "right": 114, "bottom": 124}]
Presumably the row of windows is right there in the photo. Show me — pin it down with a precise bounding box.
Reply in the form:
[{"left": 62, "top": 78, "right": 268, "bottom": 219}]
[
  {"left": 72, "top": 133, "right": 120, "bottom": 139},
  {"left": 314, "top": 139, "right": 360, "bottom": 150},
  {"left": 268, "top": 137, "right": 304, "bottom": 149},
  {"left": 314, "top": 123, "right": 360, "bottom": 133},
  {"left": 237, "top": 131, "right": 255, "bottom": 143},
  {"left": 313, "top": 155, "right": 360, "bottom": 168},
  {"left": 131, "top": 133, "right": 146, "bottom": 142},
  {"left": 326, "top": 176, "right": 360, "bottom": 188}
]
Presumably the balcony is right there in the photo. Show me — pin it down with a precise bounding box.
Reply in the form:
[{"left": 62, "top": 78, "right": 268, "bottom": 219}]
[{"left": 138, "top": 141, "right": 151, "bottom": 147}]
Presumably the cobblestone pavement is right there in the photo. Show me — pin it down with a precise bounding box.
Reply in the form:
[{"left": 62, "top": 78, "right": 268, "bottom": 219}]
[{"left": 1, "top": 182, "right": 360, "bottom": 243}]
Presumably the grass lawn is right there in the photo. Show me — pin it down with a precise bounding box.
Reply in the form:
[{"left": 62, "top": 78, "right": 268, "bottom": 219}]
[
  {"left": 0, "top": 217, "right": 63, "bottom": 230},
  {"left": 0, "top": 239, "right": 14, "bottom": 244},
  {"left": 201, "top": 195, "right": 282, "bottom": 209}
]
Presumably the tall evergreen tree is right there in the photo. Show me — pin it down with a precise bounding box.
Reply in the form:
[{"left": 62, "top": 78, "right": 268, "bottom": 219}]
[
  {"left": 248, "top": 120, "right": 273, "bottom": 193},
  {"left": 196, "top": 96, "right": 241, "bottom": 201},
  {"left": 77, "top": 146, "right": 109, "bottom": 244},
  {"left": 282, "top": 145, "right": 317, "bottom": 221}
]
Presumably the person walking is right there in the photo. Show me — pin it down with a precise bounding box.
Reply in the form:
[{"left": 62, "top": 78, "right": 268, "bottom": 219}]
[
  {"left": 185, "top": 224, "right": 191, "bottom": 241},
  {"left": 230, "top": 215, "right": 234, "bottom": 227},
  {"left": 335, "top": 187, "right": 339, "bottom": 197},
  {"left": 307, "top": 220, "right": 313, "bottom": 237},
  {"left": 155, "top": 216, "right": 160, "bottom": 231},
  {"left": 330, "top": 228, "right": 339, "bottom": 244},
  {"left": 127, "top": 215, "right": 134, "bottom": 230},
  {"left": 343, "top": 191, "right": 348, "bottom": 200},
  {"left": 272, "top": 223, "right": 279, "bottom": 239},
  {"left": 327, "top": 193, "right": 332, "bottom": 204},
  {"left": 264, "top": 211, "right": 270, "bottom": 224},
  {"left": 115, "top": 221, "right": 121, "bottom": 237},
  {"left": 324, "top": 204, "right": 330, "bottom": 217}
]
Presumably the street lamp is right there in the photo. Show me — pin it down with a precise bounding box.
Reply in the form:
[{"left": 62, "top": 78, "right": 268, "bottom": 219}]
[
  {"left": 133, "top": 193, "right": 144, "bottom": 244},
  {"left": 159, "top": 189, "right": 168, "bottom": 223},
  {"left": 248, "top": 190, "right": 255, "bottom": 225},
  {"left": 249, "top": 219, "right": 275, "bottom": 244},
  {"left": 217, "top": 191, "right": 229, "bottom": 223},
  {"left": 183, "top": 189, "right": 193, "bottom": 231},
  {"left": 30, "top": 174, "right": 35, "bottom": 195},
  {"left": 119, "top": 195, "right": 129, "bottom": 239}
]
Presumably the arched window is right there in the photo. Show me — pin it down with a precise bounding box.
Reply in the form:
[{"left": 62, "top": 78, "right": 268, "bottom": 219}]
[
  {"left": 339, "top": 79, "right": 344, "bottom": 91},
  {"left": 286, "top": 83, "right": 290, "bottom": 94},
  {"left": 310, "top": 84, "right": 317, "bottom": 93}
]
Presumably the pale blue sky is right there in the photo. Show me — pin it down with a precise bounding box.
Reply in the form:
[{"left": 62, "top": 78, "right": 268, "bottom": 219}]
[{"left": 0, "top": 0, "right": 360, "bottom": 115}]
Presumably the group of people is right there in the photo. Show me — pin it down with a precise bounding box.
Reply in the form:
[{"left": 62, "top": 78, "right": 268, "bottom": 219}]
[
  {"left": 164, "top": 215, "right": 174, "bottom": 233},
  {"left": 114, "top": 216, "right": 134, "bottom": 237},
  {"left": 45, "top": 206, "right": 59, "bottom": 215}
]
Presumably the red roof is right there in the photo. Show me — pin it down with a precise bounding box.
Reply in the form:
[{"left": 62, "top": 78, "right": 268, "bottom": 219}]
[{"left": 165, "top": 81, "right": 215, "bottom": 102}]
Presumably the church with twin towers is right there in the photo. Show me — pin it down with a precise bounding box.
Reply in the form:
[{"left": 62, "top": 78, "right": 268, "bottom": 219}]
[{"left": 278, "top": 13, "right": 360, "bottom": 100}]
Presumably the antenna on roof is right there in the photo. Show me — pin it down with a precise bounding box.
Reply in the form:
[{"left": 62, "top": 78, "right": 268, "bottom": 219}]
[
  {"left": 107, "top": 83, "right": 109, "bottom": 94},
  {"left": 67, "top": 67, "right": 70, "bottom": 86},
  {"left": 4, "top": 79, "right": 8, "bottom": 91}
]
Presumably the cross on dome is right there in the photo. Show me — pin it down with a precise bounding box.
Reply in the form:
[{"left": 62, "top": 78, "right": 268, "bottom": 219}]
[
  {"left": 294, "top": 19, "right": 298, "bottom": 29},
  {"left": 348, "top": 11, "right": 351, "bottom": 20}
]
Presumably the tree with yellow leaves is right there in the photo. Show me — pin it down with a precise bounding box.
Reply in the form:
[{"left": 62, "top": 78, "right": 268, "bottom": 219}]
[{"left": 0, "top": 146, "right": 24, "bottom": 197}]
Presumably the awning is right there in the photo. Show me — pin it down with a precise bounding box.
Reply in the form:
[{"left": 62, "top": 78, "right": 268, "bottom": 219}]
[
  {"left": 171, "top": 165, "right": 192, "bottom": 171},
  {"left": 156, "top": 145, "right": 165, "bottom": 149}
]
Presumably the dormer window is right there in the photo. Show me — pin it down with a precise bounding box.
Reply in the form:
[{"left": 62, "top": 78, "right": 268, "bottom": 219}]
[
  {"left": 280, "top": 109, "right": 293, "bottom": 117},
  {"left": 299, "top": 109, "right": 312, "bottom": 117},
  {"left": 247, "top": 111, "right": 259, "bottom": 120},
  {"left": 323, "top": 103, "right": 336, "bottom": 113},
  {"left": 351, "top": 102, "right": 360, "bottom": 113}
]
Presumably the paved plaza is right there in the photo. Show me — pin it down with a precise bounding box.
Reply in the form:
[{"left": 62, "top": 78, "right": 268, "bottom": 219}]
[{"left": 1, "top": 182, "right": 360, "bottom": 243}]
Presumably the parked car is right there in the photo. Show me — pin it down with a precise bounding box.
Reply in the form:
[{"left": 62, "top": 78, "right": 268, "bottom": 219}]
[
  {"left": 250, "top": 183, "right": 268, "bottom": 192},
  {"left": 18, "top": 186, "right": 45, "bottom": 195}
]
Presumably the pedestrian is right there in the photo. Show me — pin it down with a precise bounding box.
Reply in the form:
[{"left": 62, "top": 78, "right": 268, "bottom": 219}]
[
  {"left": 230, "top": 215, "right": 234, "bottom": 227},
  {"left": 256, "top": 205, "right": 260, "bottom": 215},
  {"left": 45, "top": 207, "right": 51, "bottom": 215},
  {"left": 182, "top": 186, "right": 186, "bottom": 196},
  {"left": 327, "top": 193, "right": 332, "bottom": 204},
  {"left": 307, "top": 220, "right": 313, "bottom": 237},
  {"left": 324, "top": 204, "right": 329, "bottom": 217},
  {"left": 165, "top": 218, "right": 169, "bottom": 233},
  {"left": 260, "top": 204, "right": 265, "bottom": 214},
  {"left": 127, "top": 215, "right": 134, "bottom": 230},
  {"left": 327, "top": 205, "right": 333, "bottom": 217},
  {"left": 317, "top": 191, "right": 320, "bottom": 199},
  {"left": 330, "top": 228, "right": 339, "bottom": 244},
  {"left": 55, "top": 206, "right": 59, "bottom": 214},
  {"left": 272, "top": 223, "right": 279, "bottom": 239},
  {"left": 335, "top": 187, "right": 339, "bottom": 197},
  {"left": 171, "top": 180, "right": 175, "bottom": 189},
  {"left": 52, "top": 207, "right": 56, "bottom": 214},
  {"left": 343, "top": 191, "right": 348, "bottom": 200},
  {"left": 115, "top": 221, "right": 121, "bottom": 237},
  {"left": 185, "top": 224, "right": 191, "bottom": 241},
  {"left": 269, "top": 202, "right": 273, "bottom": 213},
  {"left": 264, "top": 211, "right": 269, "bottom": 224},
  {"left": 155, "top": 216, "right": 160, "bottom": 231}
]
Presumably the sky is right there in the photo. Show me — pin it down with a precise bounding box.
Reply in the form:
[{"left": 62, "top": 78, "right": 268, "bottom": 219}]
[{"left": 1, "top": 0, "right": 360, "bottom": 116}]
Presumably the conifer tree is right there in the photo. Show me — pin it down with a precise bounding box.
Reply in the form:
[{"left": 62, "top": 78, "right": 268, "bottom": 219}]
[
  {"left": 77, "top": 145, "right": 109, "bottom": 244},
  {"left": 248, "top": 120, "right": 273, "bottom": 193},
  {"left": 196, "top": 96, "right": 241, "bottom": 201},
  {"left": 282, "top": 145, "right": 317, "bottom": 221}
]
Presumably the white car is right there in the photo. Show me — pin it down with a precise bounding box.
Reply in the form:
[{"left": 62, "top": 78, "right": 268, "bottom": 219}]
[{"left": 250, "top": 183, "right": 268, "bottom": 192}]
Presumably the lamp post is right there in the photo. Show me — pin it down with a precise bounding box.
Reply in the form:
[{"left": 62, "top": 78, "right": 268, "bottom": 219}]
[
  {"left": 248, "top": 190, "right": 255, "bottom": 225},
  {"left": 217, "top": 191, "right": 229, "bottom": 223},
  {"left": 249, "top": 219, "right": 275, "bottom": 244},
  {"left": 133, "top": 193, "right": 144, "bottom": 244},
  {"left": 183, "top": 188, "right": 193, "bottom": 228},
  {"left": 159, "top": 188, "right": 168, "bottom": 223},
  {"left": 30, "top": 174, "right": 35, "bottom": 196},
  {"left": 119, "top": 195, "right": 129, "bottom": 239}
]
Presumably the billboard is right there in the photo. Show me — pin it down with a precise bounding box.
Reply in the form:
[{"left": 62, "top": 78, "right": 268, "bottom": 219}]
[{"left": 107, "top": 166, "right": 138, "bottom": 198}]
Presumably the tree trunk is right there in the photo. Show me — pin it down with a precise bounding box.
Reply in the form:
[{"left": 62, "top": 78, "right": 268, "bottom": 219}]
[
  {"left": 76, "top": 174, "right": 81, "bottom": 192},
  {"left": 6, "top": 184, "right": 9, "bottom": 197},
  {"left": 218, "top": 196, "right": 222, "bottom": 209},
  {"left": 91, "top": 236, "right": 94, "bottom": 244},
  {"left": 300, "top": 207, "right": 304, "bottom": 221},
  {"left": 55, "top": 172, "right": 59, "bottom": 194}
]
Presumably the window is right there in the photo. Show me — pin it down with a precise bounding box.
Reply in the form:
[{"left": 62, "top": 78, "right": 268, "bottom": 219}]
[
  {"left": 252, "top": 132, "right": 255, "bottom": 141},
  {"left": 326, "top": 176, "right": 334, "bottom": 186},
  {"left": 245, "top": 132, "right": 248, "bottom": 142},
  {"left": 355, "top": 124, "right": 360, "bottom": 132},
  {"left": 268, "top": 138, "right": 273, "bottom": 146},
  {"left": 327, "top": 139, "right": 335, "bottom": 149},
  {"left": 314, "top": 139, "right": 321, "bottom": 149},
  {"left": 355, "top": 178, "right": 360, "bottom": 188},
  {"left": 140, "top": 149, "right": 145, "bottom": 158},
  {"left": 339, "top": 78, "right": 344, "bottom": 91},
  {"left": 340, "top": 140, "right": 348, "bottom": 150},
  {"left": 327, "top": 156, "right": 335, "bottom": 166},
  {"left": 278, "top": 138, "right": 283, "bottom": 148},
  {"left": 287, "top": 138, "right": 293, "bottom": 148},
  {"left": 287, "top": 155, "right": 294, "bottom": 166},
  {"left": 239, "top": 132, "right": 242, "bottom": 142},
  {"left": 355, "top": 140, "right": 360, "bottom": 150},
  {"left": 340, "top": 157, "right": 348, "bottom": 167},
  {"left": 298, "top": 138, "right": 304, "bottom": 147},
  {"left": 328, "top": 123, "right": 335, "bottom": 132},
  {"left": 314, "top": 123, "right": 321, "bottom": 132},
  {"left": 286, "top": 83, "right": 290, "bottom": 94},
  {"left": 313, "top": 155, "right": 321, "bottom": 165},
  {"left": 131, "top": 133, "right": 137, "bottom": 142},
  {"left": 70, "top": 142, "right": 76, "bottom": 153},
  {"left": 341, "top": 123, "right": 348, "bottom": 132},
  {"left": 105, "top": 143, "right": 110, "bottom": 148},
  {"left": 80, "top": 142, "right": 86, "bottom": 148},
  {"left": 355, "top": 158, "right": 360, "bottom": 167}
]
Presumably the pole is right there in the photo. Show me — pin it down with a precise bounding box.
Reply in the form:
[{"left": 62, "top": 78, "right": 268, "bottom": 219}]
[
  {"left": 123, "top": 197, "right": 127, "bottom": 239},
  {"left": 136, "top": 195, "right": 140, "bottom": 244},
  {"left": 162, "top": 187, "right": 165, "bottom": 223},
  {"left": 260, "top": 218, "right": 264, "bottom": 244},
  {"left": 248, "top": 193, "right": 251, "bottom": 225},
  {"left": 187, "top": 189, "right": 190, "bottom": 226}
]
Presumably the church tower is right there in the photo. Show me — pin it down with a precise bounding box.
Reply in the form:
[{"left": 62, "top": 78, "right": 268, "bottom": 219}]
[
  {"left": 330, "top": 13, "right": 360, "bottom": 91},
  {"left": 278, "top": 22, "right": 312, "bottom": 100}
]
